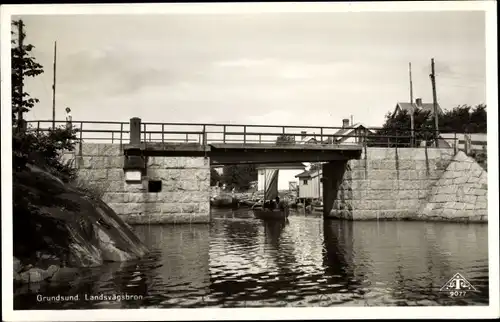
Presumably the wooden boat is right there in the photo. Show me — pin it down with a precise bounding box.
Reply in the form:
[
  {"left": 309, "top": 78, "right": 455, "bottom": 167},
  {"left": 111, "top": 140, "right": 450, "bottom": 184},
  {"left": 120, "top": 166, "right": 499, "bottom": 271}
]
[
  {"left": 253, "top": 207, "right": 290, "bottom": 220},
  {"left": 313, "top": 206, "right": 323, "bottom": 213},
  {"left": 210, "top": 194, "right": 239, "bottom": 209},
  {"left": 252, "top": 169, "right": 289, "bottom": 220}
]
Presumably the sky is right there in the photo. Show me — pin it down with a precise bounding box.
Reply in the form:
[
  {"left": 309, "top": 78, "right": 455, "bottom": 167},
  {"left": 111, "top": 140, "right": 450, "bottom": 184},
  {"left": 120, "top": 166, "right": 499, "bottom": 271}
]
[{"left": 16, "top": 10, "right": 486, "bottom": 128}]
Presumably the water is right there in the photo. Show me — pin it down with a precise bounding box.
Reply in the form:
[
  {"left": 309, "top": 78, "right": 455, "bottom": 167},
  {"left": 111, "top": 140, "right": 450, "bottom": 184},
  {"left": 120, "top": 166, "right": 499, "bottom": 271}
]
[{"left": 14, "top": 209, "right": 489, "bottom": 309}]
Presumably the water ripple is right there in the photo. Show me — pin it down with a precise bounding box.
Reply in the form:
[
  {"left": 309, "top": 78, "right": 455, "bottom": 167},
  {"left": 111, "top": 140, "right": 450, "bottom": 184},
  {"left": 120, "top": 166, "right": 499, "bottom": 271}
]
[{"left": 14, "top": 210, "right": 489, "bottom": 309}]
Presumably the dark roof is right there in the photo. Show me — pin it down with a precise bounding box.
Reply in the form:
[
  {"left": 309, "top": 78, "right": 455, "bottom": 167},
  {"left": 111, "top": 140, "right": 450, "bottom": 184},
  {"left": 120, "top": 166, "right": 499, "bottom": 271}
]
[
  {"left": 295, "top": 170, "right": 311, "bottom": 178},
  {"left": 256, "top": 162, "right": 306, "bottom": 170},
  {"left": 393, "top": 102, "right": 443, "bottom": 118}
]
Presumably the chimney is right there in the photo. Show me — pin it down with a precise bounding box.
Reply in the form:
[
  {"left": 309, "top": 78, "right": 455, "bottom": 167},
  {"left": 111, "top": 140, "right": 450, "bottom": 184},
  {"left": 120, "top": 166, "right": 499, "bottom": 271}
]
[
  {"left": 415, "top": 98, "right": 422, "bottom": 107},
  {"left": 301, "top": 131, "right": 307, "bottom": 139},
  {"left": 342, "top": 118, "right": 349, "bottom": 128}
]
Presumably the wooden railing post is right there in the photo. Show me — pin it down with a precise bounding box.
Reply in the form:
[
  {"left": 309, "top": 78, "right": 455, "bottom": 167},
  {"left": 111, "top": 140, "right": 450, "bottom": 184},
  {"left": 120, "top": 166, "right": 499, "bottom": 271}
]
[
  {"left": 162, "top": 124, "right": 165, "bottom": 145},
  {"left": 223, "top": 125, "right": 226, "bottom": 143},
  {"left": 120, "top": 123, "right": 123, "bottom": 149},
  {"left": 454, "top": 132, "right": 457, "bottom": 154},
  {"left": 79, "top": 122, "right": 83, "bottom": 157},
  {"left": 202, "top": 125, "right": 207, "bottom": 145},
  {"left": 243, "top": 126, "right": 246, "bottom": 144},
  {"left": 320, "top": 128, "right": 323, "bottom": 143},
  {"left": 111, "top": 132, "right": 114, "bottom": 144}
]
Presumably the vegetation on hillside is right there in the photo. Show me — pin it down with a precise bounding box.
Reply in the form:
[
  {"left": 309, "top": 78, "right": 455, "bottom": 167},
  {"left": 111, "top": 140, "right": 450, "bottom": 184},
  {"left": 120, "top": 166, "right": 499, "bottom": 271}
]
[
  {"left": 11, "top": 21, "right": 80, "bottom": 262},
  {"left": 367, "top": 104, "right": 487, "bottom": 148}
]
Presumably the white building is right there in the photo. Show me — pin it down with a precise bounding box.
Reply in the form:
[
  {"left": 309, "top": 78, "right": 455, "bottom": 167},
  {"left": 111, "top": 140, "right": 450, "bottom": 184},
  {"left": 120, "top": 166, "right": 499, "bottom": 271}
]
[
  {"left": 295, "top": 166, "right": 323, "bottom": 200},
  {"left": 256, "top": 163, "right": 306, "bottom": 192}
]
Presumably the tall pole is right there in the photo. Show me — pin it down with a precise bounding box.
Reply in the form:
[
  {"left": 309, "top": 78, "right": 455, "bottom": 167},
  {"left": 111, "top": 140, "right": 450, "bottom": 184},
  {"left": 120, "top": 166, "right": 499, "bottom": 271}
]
[
  {"left": 430, "top": 58, "right": 439, "bottom": 147},
  {"left": 52, "top": 41, "right": 57, "bottom": 129},
  {"left": 17, "top": 20, "right": 24, "bottom": 131},
  {"left": 409, "top": 62, "right": 414, "bottom": 146}
]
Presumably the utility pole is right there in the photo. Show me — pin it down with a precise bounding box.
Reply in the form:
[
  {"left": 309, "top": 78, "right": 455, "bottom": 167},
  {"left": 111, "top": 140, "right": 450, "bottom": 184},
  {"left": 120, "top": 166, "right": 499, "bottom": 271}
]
[
  {"left": 17, "top": 20, "right": 24, "bottom": 131},
  {"left": 430, "top": 58, "right": 440, "bottom": 147},
  {"left": 52, "top": 41, "right": 57, "bottom": 129},
  {"left": 409, "top": 62, "right": 414, "bottom": 146}
]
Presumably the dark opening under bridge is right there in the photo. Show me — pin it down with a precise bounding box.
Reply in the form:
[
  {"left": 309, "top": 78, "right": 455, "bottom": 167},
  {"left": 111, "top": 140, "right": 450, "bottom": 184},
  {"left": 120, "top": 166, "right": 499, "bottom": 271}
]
[{"left": 27, "top": 117, "right": 456, "bottom": 165}]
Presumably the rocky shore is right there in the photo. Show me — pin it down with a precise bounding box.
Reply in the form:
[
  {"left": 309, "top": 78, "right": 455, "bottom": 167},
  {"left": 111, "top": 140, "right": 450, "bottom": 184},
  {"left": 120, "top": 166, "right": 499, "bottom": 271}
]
[{"left": 13, "top": 165, "right": 149, "bottom": 285}]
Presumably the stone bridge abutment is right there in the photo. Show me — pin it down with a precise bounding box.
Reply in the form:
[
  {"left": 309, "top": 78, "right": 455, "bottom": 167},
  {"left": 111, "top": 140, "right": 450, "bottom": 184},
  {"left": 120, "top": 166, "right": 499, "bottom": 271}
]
[{"left": 322, "top": 147, "right": 487, "bottom": 222}]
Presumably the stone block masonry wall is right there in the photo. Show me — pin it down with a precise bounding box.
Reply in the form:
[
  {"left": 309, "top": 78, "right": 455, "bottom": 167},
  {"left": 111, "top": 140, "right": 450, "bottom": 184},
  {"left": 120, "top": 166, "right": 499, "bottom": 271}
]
[
  {"left": 75, "top": 143, "right": 210, "bottom": 224},
  {"left": 417, "top": 151, "right": 488, "bottom": 222},
  {"left": 325, "top": 147, "right": 456, "bottom": 220}
]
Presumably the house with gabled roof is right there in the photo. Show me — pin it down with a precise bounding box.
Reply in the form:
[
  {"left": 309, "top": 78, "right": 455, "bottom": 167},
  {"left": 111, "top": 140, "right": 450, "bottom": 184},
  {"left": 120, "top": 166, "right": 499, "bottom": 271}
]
[
  {"left": 297, "top": 131, "right": 319, "bottom": 144},
  {"left": 295, "top": 167, "right": 323, "bottom": 199},
  {"left": 330, "top": 119, "right": 375, "bottom": 145},
  {"left": 392, "top": 97, "right": 443, "bottom": 118}
]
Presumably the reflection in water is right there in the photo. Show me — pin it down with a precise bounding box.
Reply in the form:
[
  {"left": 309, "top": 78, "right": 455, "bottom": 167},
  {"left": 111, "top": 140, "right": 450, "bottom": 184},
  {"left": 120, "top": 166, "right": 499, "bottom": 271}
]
[{"left": 15, "top": 209, "right": 488, "bottom": 309}]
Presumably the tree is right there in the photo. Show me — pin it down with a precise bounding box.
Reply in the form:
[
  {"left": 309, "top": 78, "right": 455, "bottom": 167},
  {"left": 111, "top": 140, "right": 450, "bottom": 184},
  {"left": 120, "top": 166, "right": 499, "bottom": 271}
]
[
  {"left": 11, "top": 20, "right": 79, "bottom": 181},
  {"left": 221, "top": 164, "right": 257, "bottom": 191},
  {"left": 11, "top": 20, "right": 44, "bottom": 125},
  {"left": 469, "top": 104, "right": 487, "bottom": 133},
  {"left": 276, "top": 134, "right": 295, "bottom": 145},
  {"left": 367, "top": 104, "right": 487, "bottom": 148},
  {"left": 210, "top": 168, "right": 222, "bottom": 186},
  {"left": 367, "top": 109, "right": 434, "bottom": 147}
]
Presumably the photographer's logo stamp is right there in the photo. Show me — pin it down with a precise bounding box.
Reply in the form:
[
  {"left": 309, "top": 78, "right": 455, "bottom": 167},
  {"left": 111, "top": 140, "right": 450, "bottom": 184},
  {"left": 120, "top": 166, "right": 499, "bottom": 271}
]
[{"left": 440, "top": 272, "right": 477, "bottom": 297}]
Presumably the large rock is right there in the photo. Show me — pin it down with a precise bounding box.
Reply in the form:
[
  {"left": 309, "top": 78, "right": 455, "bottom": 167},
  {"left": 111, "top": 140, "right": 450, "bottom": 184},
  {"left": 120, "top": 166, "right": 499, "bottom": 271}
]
[{"left": 13, "top": 165, "right": 149, "bottom": 283}]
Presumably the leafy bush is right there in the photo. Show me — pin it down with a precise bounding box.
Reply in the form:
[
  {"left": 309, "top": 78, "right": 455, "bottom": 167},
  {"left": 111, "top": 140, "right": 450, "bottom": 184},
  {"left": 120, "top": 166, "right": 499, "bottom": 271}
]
[{"left": 13, "top": 126, "right": 80, "bottom": 182}]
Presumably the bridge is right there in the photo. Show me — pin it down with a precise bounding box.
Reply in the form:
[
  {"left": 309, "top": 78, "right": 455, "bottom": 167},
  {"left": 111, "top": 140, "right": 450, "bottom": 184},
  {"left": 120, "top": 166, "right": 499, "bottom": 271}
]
[
  {"left": 27, "top": 118, "right": 451, "bottom": 165},
  {"left": 24, "top": 118, "right": 487, "bottom": 225}
]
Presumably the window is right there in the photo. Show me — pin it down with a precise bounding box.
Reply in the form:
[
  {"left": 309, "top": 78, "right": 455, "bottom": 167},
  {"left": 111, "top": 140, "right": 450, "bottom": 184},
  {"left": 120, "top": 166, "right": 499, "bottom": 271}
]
[
  {"left": 148, "top": 180, "right": 162, "bottom": 193},
  {"left": 303, "top": 180, "right": 308, "bottom": 185}
]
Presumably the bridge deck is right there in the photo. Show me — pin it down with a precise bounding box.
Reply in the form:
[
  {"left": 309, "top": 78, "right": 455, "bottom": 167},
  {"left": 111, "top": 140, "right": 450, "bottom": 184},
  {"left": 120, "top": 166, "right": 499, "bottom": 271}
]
[
  {"left": 209, "top": 143, "right": 362, "bottom": 151},
  {"left": 123, "top": 142, "right": 363, "bottom": 163}
]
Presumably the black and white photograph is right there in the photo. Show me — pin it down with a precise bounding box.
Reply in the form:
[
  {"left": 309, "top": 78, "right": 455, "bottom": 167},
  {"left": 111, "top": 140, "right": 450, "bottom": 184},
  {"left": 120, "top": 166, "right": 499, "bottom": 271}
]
[{"left": 1, "top": 1, "right": 498, "bottom": 321}]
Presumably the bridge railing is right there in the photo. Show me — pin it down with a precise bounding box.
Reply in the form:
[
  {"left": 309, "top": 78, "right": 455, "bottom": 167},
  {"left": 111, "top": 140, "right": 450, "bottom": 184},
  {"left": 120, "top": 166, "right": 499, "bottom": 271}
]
[{"left": 26, "top": 120, "right": 475, "bottom": 151}]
